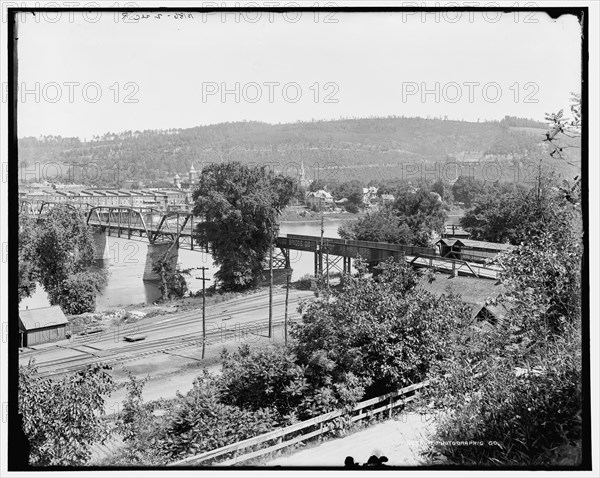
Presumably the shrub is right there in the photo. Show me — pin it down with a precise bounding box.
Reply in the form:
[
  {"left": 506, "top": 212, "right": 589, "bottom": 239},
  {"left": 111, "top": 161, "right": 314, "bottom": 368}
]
[
  {"left": 18, "top": 361, "right": 115, "bottom": 466},
  {"left": 292, "top": 258, "right": 470, "bottom": 399},
  {"left": 220, "top": 345, "right": 310, "bottom": 422},
  {"left": 158, "top": 371, "right": 277, "bottom": 460},
  {"left": 429, "top": 321, "right": 582, "bottom": 466}
]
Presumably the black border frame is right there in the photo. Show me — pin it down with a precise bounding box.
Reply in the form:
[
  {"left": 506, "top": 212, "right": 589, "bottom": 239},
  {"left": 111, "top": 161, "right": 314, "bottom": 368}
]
[{"left": 6, "top": 5, "right": 591, "bottom": 472}]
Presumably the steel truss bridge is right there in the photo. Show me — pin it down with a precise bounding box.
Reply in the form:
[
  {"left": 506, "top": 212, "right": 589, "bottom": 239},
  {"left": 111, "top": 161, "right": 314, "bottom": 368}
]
[{"left": 19, "top": 202, "right": 502, "bottom": 279}]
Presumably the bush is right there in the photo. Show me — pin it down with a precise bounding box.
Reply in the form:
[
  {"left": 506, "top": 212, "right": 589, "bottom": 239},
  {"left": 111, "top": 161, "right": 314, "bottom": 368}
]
[
  {"left": 158, "top": 371, "right": 277, "bottom": 460},
  {"left": 292, "top": 258, "right": 470, "bottom": 399},
  {"left": 220, "top": 345, "right": 310, "bottom": 422},
  {"left": 295, "top": 274, "right": 313, "bottom": 290},
  {"left": 427, "top": 183, "right": 583, "bottom": 466},
  {"left": 429, "top": 322, "right": 582, "bottom": 466},
  {"left": 19, "top": 362, "right": 115, "bottom": 466}
]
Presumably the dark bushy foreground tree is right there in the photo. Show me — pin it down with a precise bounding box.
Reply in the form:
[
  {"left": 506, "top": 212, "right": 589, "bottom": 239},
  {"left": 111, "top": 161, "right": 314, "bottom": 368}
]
[
  {"left": 428, "top": 103, "right": 583, "bottom": 466},
  {"left": 18, "top": 362, "right": 115, "bottom": 466},
  {"left": 292, "top": 259, "right": 470, "bottom": 398},
  {"left": 158, "top": 371, "right": 278, "bottom": 460},
  {"left": 18, "top": 206, "right": 107, "bottom": 314},
  {"left": 192, "top": 162, "right": 296, "bottom": 291}
]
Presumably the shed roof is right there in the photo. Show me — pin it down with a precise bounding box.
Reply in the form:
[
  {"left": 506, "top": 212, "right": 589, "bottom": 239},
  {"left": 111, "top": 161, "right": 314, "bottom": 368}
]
[
  {"left": 436, "top": 238, "right": 513, "bottom": 252},
  {"left": 19, "top": 306, "right": 68, "bottom": 331}
]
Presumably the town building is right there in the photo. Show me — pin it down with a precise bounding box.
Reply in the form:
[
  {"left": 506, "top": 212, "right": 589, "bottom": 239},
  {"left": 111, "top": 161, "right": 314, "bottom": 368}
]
[{"left": 305, "top": 190, "right": 334, "bottom": 210}]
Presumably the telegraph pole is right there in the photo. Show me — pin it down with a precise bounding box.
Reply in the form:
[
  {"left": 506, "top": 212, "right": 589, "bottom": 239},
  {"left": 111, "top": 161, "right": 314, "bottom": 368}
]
[
  {"left": 284, "top": 268, "right": 291, "bottom": 346},
  {"left": 196, "top": 267, "right": 210, "bottom": 359},
  {"left": 268, "top": 221, "right": 274, "bottom": 339},
  {"left": 320, "top": 204, "right": 324, "bottom": 277}
]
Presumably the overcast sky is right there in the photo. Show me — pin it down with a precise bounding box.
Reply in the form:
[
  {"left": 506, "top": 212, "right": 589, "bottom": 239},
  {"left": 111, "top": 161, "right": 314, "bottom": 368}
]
[{"left": 14, "top": 9, "right": 582, "bottom": 140}]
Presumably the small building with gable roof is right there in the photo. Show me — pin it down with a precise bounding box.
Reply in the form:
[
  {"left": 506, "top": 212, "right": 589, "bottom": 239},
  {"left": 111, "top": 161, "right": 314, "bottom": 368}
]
[{"left": 19, "top": 305, "right": 69, "bottom": 347}]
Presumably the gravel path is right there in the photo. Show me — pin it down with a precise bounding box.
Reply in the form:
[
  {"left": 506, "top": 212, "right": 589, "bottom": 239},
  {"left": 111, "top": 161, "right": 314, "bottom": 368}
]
[{"left": 265, "top": 412, "right": 436, "bottom": 467}]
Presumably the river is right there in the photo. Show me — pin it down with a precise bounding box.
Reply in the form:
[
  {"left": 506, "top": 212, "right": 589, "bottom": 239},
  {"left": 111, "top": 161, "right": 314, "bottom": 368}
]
[{"left": 19, "top": 219, "right": 348, "bottom": 312}]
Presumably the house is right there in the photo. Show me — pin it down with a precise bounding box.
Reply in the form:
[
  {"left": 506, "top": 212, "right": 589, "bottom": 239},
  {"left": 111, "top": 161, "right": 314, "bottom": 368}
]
[
  {"left": 306, "top": 190, "right": 334, "bottom": 209},
  {"left": 362, "top": 186, "right": 378, "bottom": 205},
  {"left": 19, "top": 306, "right": 69, "bottom": 347}
]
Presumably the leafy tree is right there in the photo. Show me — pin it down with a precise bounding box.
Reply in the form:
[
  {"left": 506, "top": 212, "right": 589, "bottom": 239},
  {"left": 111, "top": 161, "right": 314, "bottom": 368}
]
[
  {"left": 331, "top": 180, "right": 364, "bottom": 205},
  {"left": 46, "top": 271, "right": 107, "bottom": 315},
  {"left": 428, "top": 106, "right": 583, "bottom": 466},
  {"left": 431, "top": 179, "right": 454, "bottom": 203},
  {"left": 392, "top": 188, "right": 447, "bottom": 246},
  {"left": 307, "top": 178, "right": 328, "bottom": 192},
  {"left": 192, "top": 162, "right": 296, "bottom": 291},
  {"left": 293, "top": 259, "right": 470, "bottom": 398},
  {"left": 152, "top": 259, "right": 191, "bottom": 301},
  {"left": 451, "top": 176, "right": 487, "bottom": 206},
  {"left": 113, "top": 373, "right": 167, "bottom": 465},
  {"left": 460, "top": 175, "right": 567, "bottom": 245},
  {"left": 429, "top": 201, "right": 583, "bottom": 465},
  {"left": 19, "top": 205, "right": 107, "bottom": 314},
  {"left": 344, "top": 203, "right": 359, "bottom": 214},
  {"left": 18, "top": 361, "right": 115, "bottom": 466},
  {"left": 18, "top": 214, "right": 38, "bottom": 300},
  {"left": 338, "top": 209, "right": 413, "bottom": 244}
]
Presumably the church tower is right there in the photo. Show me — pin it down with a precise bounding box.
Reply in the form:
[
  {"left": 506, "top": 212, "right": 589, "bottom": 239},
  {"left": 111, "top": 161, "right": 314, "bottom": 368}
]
[{"left": 189, "top": 164, "right": 197, "bottom": 183}]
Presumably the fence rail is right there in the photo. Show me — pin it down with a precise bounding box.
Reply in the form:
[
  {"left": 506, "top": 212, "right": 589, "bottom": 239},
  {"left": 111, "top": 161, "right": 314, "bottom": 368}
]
[{"left": 169, "top": 380, "right": 429, "bottom": 467}]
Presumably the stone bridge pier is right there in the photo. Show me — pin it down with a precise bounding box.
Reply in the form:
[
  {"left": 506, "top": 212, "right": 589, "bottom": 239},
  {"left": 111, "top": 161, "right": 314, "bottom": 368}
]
[
  {"left": 92, "top": 230, "right": 108, "bottom": 260},
  {"left": 143, "top": 241, "right": 179, "bottom": 281}
]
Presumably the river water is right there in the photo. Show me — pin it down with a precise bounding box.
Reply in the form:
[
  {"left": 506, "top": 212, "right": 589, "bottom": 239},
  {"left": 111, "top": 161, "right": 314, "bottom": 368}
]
[{"left": 19, "top": 219, "right": 347, "bottom": 312}]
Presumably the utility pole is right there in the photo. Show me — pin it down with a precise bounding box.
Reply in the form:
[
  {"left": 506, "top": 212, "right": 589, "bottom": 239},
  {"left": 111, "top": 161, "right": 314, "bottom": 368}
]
[
  {"left": 284, "top": 268, "right": 291, "bottom": 346},
  {"left": 268, "top": 221, "right": 273, "bottom": 339},
  {"left": 196, "top": 267, "right": 210, "bottom": 359},
  {"left": 320, "top": 204, "right": 324, "bottom": 278}
]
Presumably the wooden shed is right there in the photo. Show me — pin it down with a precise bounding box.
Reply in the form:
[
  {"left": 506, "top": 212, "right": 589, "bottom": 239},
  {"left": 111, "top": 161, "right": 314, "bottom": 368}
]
[
  {"left": 436, "top": 238, "right": 513, "bottom": 263},
  {"left": 19, "top": 306, "right": 68, "bottom": 347}
]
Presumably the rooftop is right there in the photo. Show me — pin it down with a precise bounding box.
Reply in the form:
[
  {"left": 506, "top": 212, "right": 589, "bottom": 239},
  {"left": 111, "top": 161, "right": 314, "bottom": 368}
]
[
  {"left": 19, "top": 305, "right": 68, "bottom": 331},
  {"left": 436, "top": 238, "right": 513, "bottom": 252}
]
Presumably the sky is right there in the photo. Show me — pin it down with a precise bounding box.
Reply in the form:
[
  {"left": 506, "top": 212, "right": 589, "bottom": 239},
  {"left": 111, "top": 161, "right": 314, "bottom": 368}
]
[{"left": 14, "top": 9, "right": 582, "bottom": 140}]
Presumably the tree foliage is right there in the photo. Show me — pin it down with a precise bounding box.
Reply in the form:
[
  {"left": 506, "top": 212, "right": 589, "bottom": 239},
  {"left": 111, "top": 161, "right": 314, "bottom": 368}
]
[
  {"left": 339, "top": 187, "right": 447, "bottom": 247},
  {"left": 152, "top": 259, "right": 191, "bottom": 301},
  {"left": 18, "top": 206, "right": 107, "bottom": 314},
  {"left": 192, "top": 162, "right": 296, "bottom": 291},
  {"left": 220, "top": 345, "right": 310, "bottom": 421},
  {"left": 18, "top": 361, "right": 115, "bottom": 466},
  {"left": 451, "top": 176, "right": 488, "bottom": 206},
  {"left": 392, "top": 188, "right": 447, "bottom": 245},
  {"left": 338, "top": 209, "right": 413, "bottom": 244},
  {"left": 292, "top": 259, "right": 470, "bottom": 398},
  {"left": 18, "top": 214, "right": 38, "bottom": 301},
  {"left": 428, "top": 104, "right": 583, "bottom": 466},
  {"left": 158, "top": 371, "right": 277, "bottom": 460}
]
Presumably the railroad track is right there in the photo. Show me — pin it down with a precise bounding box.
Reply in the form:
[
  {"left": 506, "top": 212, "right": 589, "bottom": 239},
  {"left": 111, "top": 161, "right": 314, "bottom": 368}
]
[{"left": 37, "top": 317, "right": 291, "bottom": 378}]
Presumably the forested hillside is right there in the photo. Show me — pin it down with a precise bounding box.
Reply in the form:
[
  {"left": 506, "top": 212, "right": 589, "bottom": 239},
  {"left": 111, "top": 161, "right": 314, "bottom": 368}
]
[{"left": 18, "top": 115, "right": 579, "bottom": 186}]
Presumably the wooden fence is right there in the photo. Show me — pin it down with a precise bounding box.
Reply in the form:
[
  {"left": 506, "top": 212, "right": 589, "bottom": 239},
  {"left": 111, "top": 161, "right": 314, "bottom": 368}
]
[{"left": 169, "top": 380, "right": 429, "bottom": 467}]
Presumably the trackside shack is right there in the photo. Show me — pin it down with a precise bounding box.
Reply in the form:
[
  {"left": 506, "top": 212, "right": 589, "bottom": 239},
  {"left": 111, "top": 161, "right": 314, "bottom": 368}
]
[{"left": 19, "top": 305, "right": 68, "bottom": 348}]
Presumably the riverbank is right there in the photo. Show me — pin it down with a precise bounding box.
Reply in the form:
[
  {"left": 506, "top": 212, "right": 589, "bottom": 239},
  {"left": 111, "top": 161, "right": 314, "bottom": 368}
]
[
  {"left": 66, "top": 281, "right": 313, "bottom": 333},
  {"left": 279, "top": 205, "right": 364, "bottom": 223}
]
